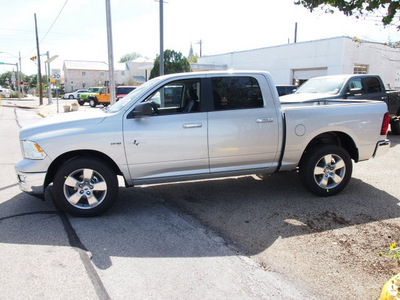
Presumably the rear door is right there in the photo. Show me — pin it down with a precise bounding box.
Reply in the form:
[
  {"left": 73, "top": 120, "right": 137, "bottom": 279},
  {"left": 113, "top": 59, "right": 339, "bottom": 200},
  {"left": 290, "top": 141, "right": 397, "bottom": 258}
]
[{"left": 207, "top": 75, "right": 280, "bottom": 173}]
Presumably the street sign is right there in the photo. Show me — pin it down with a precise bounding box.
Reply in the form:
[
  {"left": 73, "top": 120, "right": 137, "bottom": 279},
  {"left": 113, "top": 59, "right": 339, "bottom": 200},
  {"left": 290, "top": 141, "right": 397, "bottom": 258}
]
[{"left": 51, "top": 68, "right": 61, "bottom": 80}]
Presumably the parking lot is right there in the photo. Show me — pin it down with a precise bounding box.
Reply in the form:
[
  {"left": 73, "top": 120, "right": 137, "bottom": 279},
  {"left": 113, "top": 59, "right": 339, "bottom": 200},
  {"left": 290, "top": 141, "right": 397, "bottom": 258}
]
[
  {"left": 146, "top": 132, "right": 400, "bottom": 299},
  {"left": 1, "top": 103, "right": 399, "bottom": 299}
]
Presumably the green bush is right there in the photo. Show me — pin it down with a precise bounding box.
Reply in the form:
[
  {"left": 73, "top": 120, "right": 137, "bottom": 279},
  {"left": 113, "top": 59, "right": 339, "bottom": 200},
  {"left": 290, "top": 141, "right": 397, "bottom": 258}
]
[{"left": 10, "top": 92, "right": 19, "bottom": 98}]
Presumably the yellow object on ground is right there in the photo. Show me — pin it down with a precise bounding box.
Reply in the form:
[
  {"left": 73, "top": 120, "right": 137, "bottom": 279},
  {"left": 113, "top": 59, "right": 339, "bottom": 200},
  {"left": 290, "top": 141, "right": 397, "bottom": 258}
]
[{"left": 380, "top": 273, "right": 400, "bottom": 300}]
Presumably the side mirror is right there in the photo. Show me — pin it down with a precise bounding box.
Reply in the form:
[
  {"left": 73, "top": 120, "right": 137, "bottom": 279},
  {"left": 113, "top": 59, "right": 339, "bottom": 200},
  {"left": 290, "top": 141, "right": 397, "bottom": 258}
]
[
  {"left": 346, "top": 88, "right": 362, "bottom": 97},
  {"left": 130, "top": 102, "right": 153, "bottom": 118}
]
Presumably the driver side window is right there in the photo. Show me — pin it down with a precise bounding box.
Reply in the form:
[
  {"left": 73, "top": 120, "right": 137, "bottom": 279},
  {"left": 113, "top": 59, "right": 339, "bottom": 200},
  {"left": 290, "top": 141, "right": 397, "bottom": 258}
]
[{"left": 143, "top": 79, "right": 201, "bottom": 115}]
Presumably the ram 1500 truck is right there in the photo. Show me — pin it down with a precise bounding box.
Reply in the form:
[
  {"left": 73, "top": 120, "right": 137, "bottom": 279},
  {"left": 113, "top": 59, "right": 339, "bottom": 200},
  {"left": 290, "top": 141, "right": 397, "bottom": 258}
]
[
  {"left": 280, "top": 74, "right": 400, "bottom": 134},
  {"left": 15, "top": 71, "right": 391, "bottom": 216}
]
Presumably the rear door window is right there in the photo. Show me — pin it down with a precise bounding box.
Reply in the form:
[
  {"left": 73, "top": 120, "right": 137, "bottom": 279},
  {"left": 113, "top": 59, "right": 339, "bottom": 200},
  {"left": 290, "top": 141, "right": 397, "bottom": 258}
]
[
  {"left": 364, "top": 77, "right": 383, "bottom": 93},
  {"left": 211, "top": 76, "right": 263, "bottom": 110}
]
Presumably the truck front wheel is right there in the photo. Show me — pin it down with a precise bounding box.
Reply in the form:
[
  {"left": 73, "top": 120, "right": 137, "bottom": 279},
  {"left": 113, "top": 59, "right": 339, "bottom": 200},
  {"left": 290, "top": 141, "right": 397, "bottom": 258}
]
[
  {"left": 89, "top": 98, "right": 98, "bottom": 108},
  {"left": 53, "top": 157, "right": 118, "bottom": 217},
  {"left": 299, "top": 145, "right": 352, "bottom": 197}
]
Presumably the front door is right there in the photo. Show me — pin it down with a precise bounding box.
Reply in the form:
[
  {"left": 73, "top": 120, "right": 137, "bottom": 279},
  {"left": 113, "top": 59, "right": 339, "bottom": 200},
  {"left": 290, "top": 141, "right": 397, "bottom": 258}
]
[{"left": 123, "top": 78, "right": 209, "bottom": 181}]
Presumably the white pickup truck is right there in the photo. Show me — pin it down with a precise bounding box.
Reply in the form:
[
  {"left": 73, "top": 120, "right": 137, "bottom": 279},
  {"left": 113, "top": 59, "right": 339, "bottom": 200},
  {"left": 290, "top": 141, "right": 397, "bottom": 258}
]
[{"left": 15, "top": 71, "right": 391, "bottom": 216}]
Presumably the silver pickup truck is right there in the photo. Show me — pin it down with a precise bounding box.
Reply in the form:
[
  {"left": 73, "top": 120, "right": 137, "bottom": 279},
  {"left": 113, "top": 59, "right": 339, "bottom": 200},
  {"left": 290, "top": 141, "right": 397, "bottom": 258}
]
[{"left": 15, "top": 71, "right": 391, "bottom": 216}]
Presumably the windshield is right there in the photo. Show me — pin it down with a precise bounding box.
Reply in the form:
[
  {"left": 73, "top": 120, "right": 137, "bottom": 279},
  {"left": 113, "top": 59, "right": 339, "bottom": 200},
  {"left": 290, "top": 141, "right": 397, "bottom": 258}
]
[
  {"left": 88, "top": 87, "right": 100, "bottom": 93},
  {"left": 108, "top": 78, "right": 163, "bottom": 113},
  {"left": 295, "top": 77, "right": 347, "bottom": 94},
  {"left": 117, "top": 87, "right": 136, "bottom": 94}
]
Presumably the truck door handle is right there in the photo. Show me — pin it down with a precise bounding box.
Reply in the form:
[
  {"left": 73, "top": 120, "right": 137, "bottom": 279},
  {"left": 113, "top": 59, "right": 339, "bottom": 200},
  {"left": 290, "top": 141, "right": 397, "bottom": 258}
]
[
  {"left": 183, "top": 123, "right": 202, "bottom": 129},
  {"left": 256, "top": 118, "right": 274, "bottom": 123}
]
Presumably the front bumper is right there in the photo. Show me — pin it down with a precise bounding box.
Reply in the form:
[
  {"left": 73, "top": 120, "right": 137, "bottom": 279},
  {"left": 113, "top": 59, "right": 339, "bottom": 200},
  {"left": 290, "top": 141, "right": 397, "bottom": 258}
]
[
  {"left": 15, "top": 158, "right": 51, "bottom": 195},
  {"left": 373, "top": 139, "right": 391, "bottom": 158},
  {"left": 16, "top": 170, "right": 46, "bottom": 195}
]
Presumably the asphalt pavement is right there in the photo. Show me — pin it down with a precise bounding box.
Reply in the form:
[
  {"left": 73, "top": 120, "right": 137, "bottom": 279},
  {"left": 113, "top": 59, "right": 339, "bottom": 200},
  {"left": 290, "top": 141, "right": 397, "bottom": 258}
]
[{"left": 0, "top": 101, "right": 317, "bottom": 299}]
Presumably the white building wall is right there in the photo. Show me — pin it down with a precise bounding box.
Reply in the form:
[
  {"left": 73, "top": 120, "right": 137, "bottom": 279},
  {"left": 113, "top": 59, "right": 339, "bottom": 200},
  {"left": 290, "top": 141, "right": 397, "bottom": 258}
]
[
  {"left": 342, "top": 38, "right": 400, "bottom": 89},
  {"left": 199, "top": 37, "right": 346, "bottom": 85},
  {"left": 198, "top": 36, "right": 400, "bottom": 88}
]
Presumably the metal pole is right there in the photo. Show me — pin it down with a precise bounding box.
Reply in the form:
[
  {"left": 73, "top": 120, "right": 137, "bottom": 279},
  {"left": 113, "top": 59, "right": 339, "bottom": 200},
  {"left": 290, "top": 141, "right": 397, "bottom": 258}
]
[
  {"left": 105, "top": 0, "right": 116, "bottom": 105},
  {"left": 35, "top": 13, "right": 43, "bottom": 105},
  {"left": 46, "top": 51, "right": 52, "bottom": 104},
  {"left": 159, "top": 0, "right": 164, "bottom": 76},
  {"left": 16, "top": 63, "right": 21, "bottom": 100},
  {"left": 19, "top": 51, "right": 23, "bottom": 96}
]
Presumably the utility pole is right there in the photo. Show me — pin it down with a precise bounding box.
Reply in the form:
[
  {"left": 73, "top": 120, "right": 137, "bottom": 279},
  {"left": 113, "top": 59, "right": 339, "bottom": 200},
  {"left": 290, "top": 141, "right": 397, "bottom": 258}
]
[
  {"left": 159, "top": 0, "right": 164, "bottom": 76},
  {"left": 19, "top": 51, "right": 23, "bottom": 97},
  {"left": 105, "top": 0, "right": 116, "bottom": 105},
  {"left": 34, "top": 13, "right": 43, "bottom": 105},
  {"left": 294, "top": 22, "right": 298, "bottom": 43},
  {"left": 46, "top": 51, "right": 52, "bottom": 104},
  {"left": 196, "top": 40, "right": 203, "bottom": 57}
]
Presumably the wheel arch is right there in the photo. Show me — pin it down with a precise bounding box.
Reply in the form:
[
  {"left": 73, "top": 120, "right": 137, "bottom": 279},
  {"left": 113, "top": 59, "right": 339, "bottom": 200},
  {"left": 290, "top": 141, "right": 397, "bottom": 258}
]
[
  {"left": 44, "top": 150, "right": 123, "bottom": 189},
  {"left": 299, "top": 131, "right": 359, "bottom": 166}
]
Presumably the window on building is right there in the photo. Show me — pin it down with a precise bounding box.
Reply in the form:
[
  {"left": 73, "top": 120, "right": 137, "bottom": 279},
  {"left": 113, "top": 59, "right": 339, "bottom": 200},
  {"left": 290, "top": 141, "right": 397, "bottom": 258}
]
[
  {"left": 82, "top": 72, "right": 86, "bottom": 76},
  {"left": 82, "top": 83, "right": 86, "bottom": 88},
  {"left": 101, "top": 72, "right": 105, "bottom": 77},
  {"left": 353, "top": 64, "right": 368, "bottom": 74},
  {"left": 121, "top": 71, "right": 125, "bottom": 76},
  {"left": 212, "top": 76, "right": 263, "bottom": 110}
]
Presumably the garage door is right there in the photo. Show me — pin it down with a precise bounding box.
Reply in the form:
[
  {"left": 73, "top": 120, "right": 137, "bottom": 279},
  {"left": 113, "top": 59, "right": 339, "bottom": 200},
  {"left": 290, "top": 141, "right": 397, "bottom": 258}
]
[{"left": 292, "top": 68, "right": 328, "bottom": 85}]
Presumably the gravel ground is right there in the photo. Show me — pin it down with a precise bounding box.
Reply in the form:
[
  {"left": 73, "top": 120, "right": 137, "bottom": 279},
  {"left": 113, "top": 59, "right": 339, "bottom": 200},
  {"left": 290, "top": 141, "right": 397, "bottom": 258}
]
[{"left": 147, "top": 133, "right": 400, "bottom": 299}]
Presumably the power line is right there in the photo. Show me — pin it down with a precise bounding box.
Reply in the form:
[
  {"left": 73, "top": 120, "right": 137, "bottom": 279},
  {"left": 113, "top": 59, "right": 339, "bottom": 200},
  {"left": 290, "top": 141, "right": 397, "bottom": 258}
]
[{"left": 40, "top": 0, "right": 69, "bottom": 44}]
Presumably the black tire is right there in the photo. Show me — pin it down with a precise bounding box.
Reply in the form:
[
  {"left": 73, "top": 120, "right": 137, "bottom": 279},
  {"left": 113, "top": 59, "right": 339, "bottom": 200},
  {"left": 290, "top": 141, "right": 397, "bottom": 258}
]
[
  {"left": 299, "top": 145, "right": 352, "bottom": 197},
  {"left": 53, "top": 157, "right": 118, "bottom": 217},
  {"left": 390, "top": 117, "right": 400, "bottom": 135},
  {"left": 78, "top": 99, "right": 85, "bottom": 106},
  {"left": 89, "top": 98, "right": 97, "bottom": 108},
  {"left": 69, "top": 95, "right": 74, "bottom": 99}
]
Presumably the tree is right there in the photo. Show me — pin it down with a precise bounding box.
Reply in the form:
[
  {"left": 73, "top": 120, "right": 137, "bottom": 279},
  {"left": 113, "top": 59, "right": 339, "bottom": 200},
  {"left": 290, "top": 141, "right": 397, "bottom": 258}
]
[
  {"left": 119, "top": 52, "right": 141, "bottom": 63},
  {"left": 150, "top": 50, "right": 191, "bottom": 79},
  {"left": 188, "top": 54, "right": 198, "bottom": 63},
  {"left": 296, "top": 0, "right": 400, "bottom": 29}
]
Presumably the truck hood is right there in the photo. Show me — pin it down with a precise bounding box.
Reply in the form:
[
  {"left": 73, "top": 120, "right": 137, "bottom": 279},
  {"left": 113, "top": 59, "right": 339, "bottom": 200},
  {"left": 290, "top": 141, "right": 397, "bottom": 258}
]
[
  {"left": 280, "top": 93, "right": 338, "bottom": 103},
  {"left": 20, "top": 109, "right": 108, "bottom": 141}
]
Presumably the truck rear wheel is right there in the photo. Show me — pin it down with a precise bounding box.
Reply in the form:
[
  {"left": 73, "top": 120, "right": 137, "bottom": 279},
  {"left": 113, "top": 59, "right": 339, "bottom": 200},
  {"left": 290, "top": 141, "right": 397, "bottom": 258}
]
[
  {"left": 390, "top": 117, "right": 400, "bottom": 135},
  {"left": 53, "top": 157, "right": 118, "bottom": 217},
  {"left": 299, "top": 145, "right": 352, "bottom": 197}
]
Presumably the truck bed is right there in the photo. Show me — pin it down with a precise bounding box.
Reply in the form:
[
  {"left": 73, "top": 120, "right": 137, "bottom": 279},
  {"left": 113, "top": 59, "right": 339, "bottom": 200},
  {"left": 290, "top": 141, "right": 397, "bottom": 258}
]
[{"left": 279, "top": 98, "right": 388, "bottom": 171}]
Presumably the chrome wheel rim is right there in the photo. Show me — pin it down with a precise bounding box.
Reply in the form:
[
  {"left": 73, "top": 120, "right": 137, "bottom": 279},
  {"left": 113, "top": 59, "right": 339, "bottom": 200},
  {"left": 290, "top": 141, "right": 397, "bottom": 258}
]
[
  {"left": 63, "top": 168, "right": 107, "bottom": 209},
  {"left": 313, "top": 154, "right": 346, "bottom": 189}
]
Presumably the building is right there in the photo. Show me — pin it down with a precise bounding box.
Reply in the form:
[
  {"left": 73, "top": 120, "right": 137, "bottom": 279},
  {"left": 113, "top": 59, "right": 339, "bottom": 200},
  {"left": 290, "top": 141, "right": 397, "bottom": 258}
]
[
  {"left": 197, "top": 36, "right": 400, "bottom": 89},
  {"left": 63, "top": 60, "right": 128, "bottom": 92}
]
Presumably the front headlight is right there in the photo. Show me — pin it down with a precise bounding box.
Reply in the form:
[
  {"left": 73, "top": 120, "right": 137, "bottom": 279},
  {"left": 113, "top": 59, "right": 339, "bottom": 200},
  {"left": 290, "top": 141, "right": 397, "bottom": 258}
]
[{"left": 22, "top": 140, "right": 47, "bottom": 160}]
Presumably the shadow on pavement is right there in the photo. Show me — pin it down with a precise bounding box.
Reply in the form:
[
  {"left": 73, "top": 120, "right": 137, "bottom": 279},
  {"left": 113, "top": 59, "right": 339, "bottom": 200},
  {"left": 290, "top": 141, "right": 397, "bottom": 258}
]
[{"left": 1, "top": 168, "right": 399, "bottom": 271}]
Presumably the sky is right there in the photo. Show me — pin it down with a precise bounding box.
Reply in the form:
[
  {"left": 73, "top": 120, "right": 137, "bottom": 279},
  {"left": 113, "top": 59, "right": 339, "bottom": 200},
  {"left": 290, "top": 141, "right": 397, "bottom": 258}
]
[{"left": 1, "top": 0, "right": 400, "bottom": 77}]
